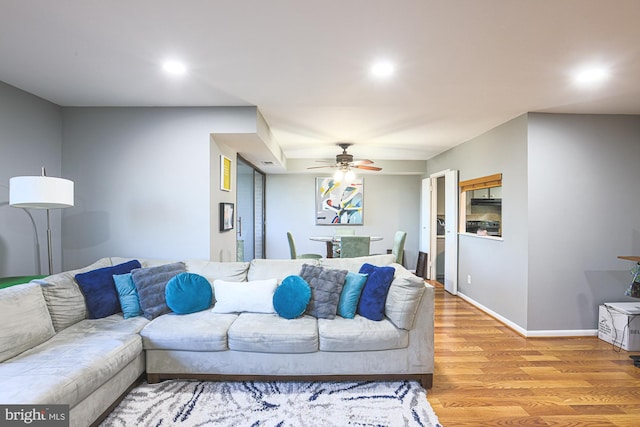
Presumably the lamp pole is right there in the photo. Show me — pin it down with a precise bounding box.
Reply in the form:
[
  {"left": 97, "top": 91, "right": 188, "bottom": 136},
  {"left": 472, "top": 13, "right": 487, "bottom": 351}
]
[{"left": 40, "top": 167, "right": 54, "bottom": 275}]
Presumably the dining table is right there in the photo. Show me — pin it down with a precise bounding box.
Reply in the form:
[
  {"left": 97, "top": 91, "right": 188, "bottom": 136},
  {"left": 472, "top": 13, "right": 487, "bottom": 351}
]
[{"left": 309, "top": 235, "right": 383, "bottom": 258}]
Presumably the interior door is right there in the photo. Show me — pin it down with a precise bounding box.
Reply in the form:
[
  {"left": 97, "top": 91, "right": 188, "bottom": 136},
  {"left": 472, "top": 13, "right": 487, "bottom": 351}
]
[
  {"left": 428, "top": 176, "right": 438, "bottom": 280},
  {"left": 420, "top": 178, "right": 430, "bottom": 254},
  {"left": 444, "top": 169, "right": 458, "bottom": 295}
]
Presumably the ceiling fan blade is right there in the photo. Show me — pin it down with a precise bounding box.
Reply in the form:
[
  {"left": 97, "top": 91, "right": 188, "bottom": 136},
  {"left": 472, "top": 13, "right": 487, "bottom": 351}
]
[
  {"left": 307, "top": 165, "right": 335, "bottom": 169},
  {"left": 309, "top": 144, "right": 378, "bottom": 171},
  {"left": 351, "top": 159, "right": 374, "bottom": 166},
  {"left": 353, "top": 165, "right": 382, "bottom": 171}
]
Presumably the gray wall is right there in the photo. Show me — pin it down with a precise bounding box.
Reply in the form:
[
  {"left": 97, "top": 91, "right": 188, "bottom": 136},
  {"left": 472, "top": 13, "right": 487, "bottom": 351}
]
[
  {"left": 0, "top": 82, "right": 63, "bottom": 276},
  {"left": 427, "top": 112, "right": 640, "bottom": 333},
  {"left": 6, "top": 80, "right": 637, "bottom": 333},
  {"left": 61, "top": 106, "right": 258, "bottom": 269},
  {"left": 266, "top": 174, "right": 422, "bottom": 267},
  {"left": 527, "top": 113, "right": 640, "bottom": 331},
  {"left": 3, "top": 92, "right": 421, "bottom": 273},
  {"left": 427, "top": 115, "right": 530, "bottom": 328}
]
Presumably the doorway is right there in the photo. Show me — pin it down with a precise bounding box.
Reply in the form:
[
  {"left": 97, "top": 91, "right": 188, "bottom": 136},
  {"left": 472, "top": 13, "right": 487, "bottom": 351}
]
[
  {"left": 421, "top": 169, "right": 458, "bottom": 294},
  {"left": 236, "top": 156, "right": 265, "bottom": 261}
]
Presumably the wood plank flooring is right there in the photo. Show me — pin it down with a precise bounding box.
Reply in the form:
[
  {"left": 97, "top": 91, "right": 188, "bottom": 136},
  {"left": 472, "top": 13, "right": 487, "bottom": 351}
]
[{"left": 426, "top": 282, "right": 640, "bottom": 426}]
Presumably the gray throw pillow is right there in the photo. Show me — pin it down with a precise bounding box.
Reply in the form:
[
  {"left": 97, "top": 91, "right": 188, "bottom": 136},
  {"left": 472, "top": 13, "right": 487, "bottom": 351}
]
[
  {"left": 300, "top": 264, "right": 348, "bottom": 319},
  {"left": 131, "top": 262, "right": 186, "bottom": 320}
]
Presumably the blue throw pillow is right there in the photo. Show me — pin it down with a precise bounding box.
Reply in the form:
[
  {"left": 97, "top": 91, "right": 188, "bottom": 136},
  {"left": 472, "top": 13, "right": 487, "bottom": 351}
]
[
  {"left": 165, "top": 272, "right": 213, "bottom": 314},
  {"left": 75, "top": 260, "right": 142, "bottom": 319},
  {"left": 113, "top": 273, "right": 142, "bottom": 319},
  {"left": 273, "top": 275, "right": 311, "bottom": 319},
  {"left": 357, "top": 263, "right": 395, "bottom": 321},
  {"left": 337, "top": 272, "right": 368, "bottom": 319}
]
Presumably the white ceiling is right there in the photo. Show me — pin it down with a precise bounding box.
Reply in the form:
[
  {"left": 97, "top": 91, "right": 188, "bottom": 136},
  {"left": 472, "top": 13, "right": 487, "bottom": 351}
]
[{"left": 1, "top": 0, "right": 639, "bottom": 170}]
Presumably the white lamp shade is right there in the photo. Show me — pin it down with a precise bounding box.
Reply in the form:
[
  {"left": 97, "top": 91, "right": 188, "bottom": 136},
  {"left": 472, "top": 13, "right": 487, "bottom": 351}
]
[{"left": 10, "top": 176, "right": 74, "bottom": 209}]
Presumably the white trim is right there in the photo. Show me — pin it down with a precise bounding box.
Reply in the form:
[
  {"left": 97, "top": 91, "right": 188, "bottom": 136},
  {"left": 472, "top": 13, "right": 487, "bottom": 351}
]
[
  {"left": 459, "top": 232, "right": 504, "bottom": 242},
  {"left": 443, "top": 169, "right": 458, "bottom": 295},
  {"left": 429, "top": 169, "right": 451, "bottom": 179},
  {"left": 457, "top": 292, "right": 598, "bottom": 338},
  {"left": 525, "top": 329, "right": 598, "bottom": 337}
]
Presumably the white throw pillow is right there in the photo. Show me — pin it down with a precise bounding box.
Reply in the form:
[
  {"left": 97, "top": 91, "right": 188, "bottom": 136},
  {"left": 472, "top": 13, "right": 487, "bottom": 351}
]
[{"left": 212, "top": 278, "right": 278, "bottom": 314}]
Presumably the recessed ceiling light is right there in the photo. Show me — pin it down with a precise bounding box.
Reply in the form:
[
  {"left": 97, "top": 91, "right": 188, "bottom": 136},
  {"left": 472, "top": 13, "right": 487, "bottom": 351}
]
[
  {"left": 573, "top": 66, "right": 609, "bottom": 86},
  {"left": 371, "top": 61, "right": 395, "bottom": 78},
  {"left": 162, "top": 60, "right": 187, "bottom": 76}
]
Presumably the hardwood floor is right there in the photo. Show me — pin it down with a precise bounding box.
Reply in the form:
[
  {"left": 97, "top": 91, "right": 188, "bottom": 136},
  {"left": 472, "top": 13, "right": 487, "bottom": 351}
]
[{"left": 426, "top": 282, "right": 640, "bottom": 426}]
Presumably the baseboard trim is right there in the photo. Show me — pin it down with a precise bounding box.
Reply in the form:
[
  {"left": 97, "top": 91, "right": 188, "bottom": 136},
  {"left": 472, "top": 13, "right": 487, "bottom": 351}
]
[{"left": 456, "top": 292, "right": 598, "bottom": 338}]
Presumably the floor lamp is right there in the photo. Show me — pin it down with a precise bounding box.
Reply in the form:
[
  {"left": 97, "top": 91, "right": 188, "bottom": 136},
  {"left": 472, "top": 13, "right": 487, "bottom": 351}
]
[{"left": 9, "top": 168, "right": 74, "bottom": 275}]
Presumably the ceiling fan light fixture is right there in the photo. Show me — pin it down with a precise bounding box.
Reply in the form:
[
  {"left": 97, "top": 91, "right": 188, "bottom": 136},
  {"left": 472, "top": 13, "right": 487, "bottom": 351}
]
[{"left": 344, "top": 169, "right": 356, "bottom": 181}]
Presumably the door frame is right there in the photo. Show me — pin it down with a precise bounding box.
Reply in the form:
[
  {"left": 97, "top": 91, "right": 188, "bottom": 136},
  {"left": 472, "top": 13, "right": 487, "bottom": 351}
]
[
  {"left": 421, "top": 169, "right": 459, "bottom": 294},
  {"left": 443, "top": 169, "right": 459, "bottom": 295}
]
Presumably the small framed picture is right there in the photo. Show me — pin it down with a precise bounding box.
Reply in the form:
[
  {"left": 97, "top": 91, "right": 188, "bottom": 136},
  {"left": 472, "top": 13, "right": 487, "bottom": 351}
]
[
  {"left": 220, "top": 155, "right": 232, "bottom": 192},
  {"left": 220, "top": 203, "right": 234, "bottom": 231}
]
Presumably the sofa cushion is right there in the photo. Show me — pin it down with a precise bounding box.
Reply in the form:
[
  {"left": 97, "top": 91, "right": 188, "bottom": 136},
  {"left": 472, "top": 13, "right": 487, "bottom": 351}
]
[
  {"left": 300, "top": 264, "right": 347, "bottom": 319},
  {"left": 113, "top": 273, "right": 143, "bottom": 319},
  {"left": 337, "top": 272, "right": 368, "bottom": 319},
  {"left": 319, "top": 254, "right": 395, "bottom": 272},
  {"left": 75, "top": 260, "right": 141, "bottom": 319},
  {"left": 384, "top": 263, "right": 426, "bottom": 330},
  {"left": 357, "top": 263, "right": 395, "bottom": 321},
  {"left": 165, "top": 272, "right": 213, "bottom": 314},
  {"left": 228, "top": 313, "right": 318, "bottom": 353},
  {"left": 273, "top": 275, "right": 311, "bottom": 319},
  {"left": 0, "top": 283, "right": 55, "bottom": 363},
  {"left": 211, "top": 279, "right": 277, "bottom": 314},
  {"left": 247, "top": 258, "right": 319, "bottom": 283},
  {"left": 185, "top": 259, "right": 250, "bottom": 282},
  {"left": 141, "top": 311, "right": 236, "bottom": 351},
  {"left": 318, "top": 316, "right": 408, "bottom": 351},
  {"left": 38, "top": 258, "right": 113, "bottom": 332},
  {"left": 132, "top": 262, "right": 186, "bottom": 320},
  {"left": 0, "top": 315, "right": 146, "bottom": 406},
  {"left": 65, "top": 313, "right": 150, "bottom": 335}
]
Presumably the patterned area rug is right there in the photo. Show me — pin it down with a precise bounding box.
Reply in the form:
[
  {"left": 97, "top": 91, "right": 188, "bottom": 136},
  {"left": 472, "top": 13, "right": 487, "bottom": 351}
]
[{"left": 101, "top": 380, "right": 442, "bottom": 426}]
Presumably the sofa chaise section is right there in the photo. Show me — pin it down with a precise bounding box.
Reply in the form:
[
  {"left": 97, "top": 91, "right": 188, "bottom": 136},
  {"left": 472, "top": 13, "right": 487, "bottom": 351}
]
[{"left": 0, "top": 278, "right": 149, "bottom": 427}]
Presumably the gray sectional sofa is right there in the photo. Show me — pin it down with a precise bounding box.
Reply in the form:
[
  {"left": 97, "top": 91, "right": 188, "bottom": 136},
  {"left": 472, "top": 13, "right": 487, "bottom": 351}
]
[{"left": 0, "top": 254, "right": 434, "bottom": 427}]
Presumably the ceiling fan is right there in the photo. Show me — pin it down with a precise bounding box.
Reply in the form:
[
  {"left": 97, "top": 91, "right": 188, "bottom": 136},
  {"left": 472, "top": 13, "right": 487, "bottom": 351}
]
[{"left": 307, "top": 143, "right": 382, "bottom": 173}]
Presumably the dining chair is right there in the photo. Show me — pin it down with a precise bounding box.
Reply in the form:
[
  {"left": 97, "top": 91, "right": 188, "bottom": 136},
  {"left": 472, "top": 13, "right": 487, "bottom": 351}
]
[
  {"left": 287, "top": 232, "right": 322, "bottom": 260},
  {"left": 340, "top": 235, "right": 370, "bottom": 258},
  {"left": 332, "top": 228, "right": 355, "bottom": 256},
  {"left": 391, "top": 230, "right": 407, "bottom": 265}
]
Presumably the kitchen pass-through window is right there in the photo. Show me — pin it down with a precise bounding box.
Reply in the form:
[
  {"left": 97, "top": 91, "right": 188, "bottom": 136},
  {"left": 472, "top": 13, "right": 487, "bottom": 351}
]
[{"left": 459, "top": 173, "right": 502, "bottom": 238}]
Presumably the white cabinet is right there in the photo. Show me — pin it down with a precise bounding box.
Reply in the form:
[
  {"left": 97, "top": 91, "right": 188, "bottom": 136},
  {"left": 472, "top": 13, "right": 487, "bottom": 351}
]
[{"left": 473, "top": 187, "right": 501, "bottom": 199}]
